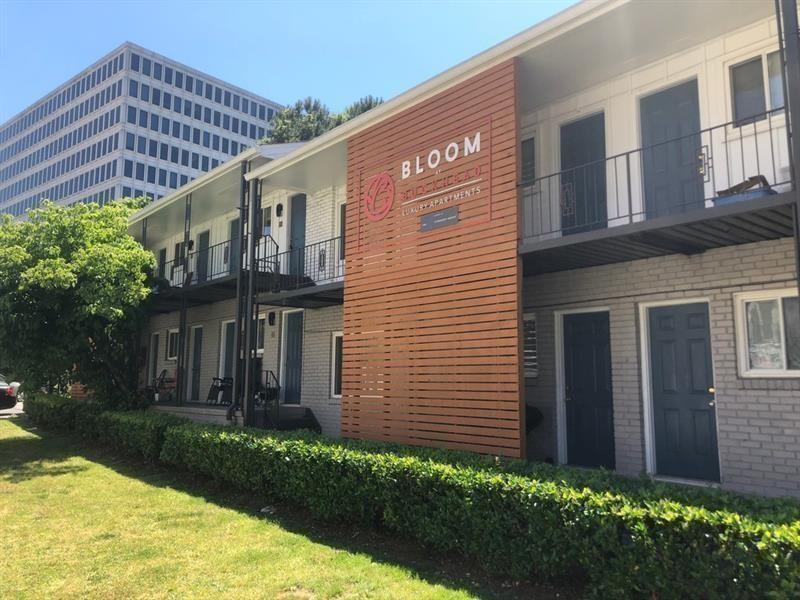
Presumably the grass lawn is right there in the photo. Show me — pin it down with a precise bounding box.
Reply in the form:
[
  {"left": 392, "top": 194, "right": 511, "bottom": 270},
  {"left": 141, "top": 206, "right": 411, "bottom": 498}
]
[{"left": 0, "top": 417, "right": 575, "bottom": 599}]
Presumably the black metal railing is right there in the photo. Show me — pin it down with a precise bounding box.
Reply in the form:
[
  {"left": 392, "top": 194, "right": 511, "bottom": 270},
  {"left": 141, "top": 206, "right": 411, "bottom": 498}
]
[
  {"left": 520, "top": 108, "right": 792, "bottom": 242},
  {"left": 256, "top": 235, "right": 344, "bottom": 295},
  {"left": 158, "top": 236, "right": 243, "bottom": 288},
  {"left": 155, "top": 234, "right": 281, "bottom": 290}
]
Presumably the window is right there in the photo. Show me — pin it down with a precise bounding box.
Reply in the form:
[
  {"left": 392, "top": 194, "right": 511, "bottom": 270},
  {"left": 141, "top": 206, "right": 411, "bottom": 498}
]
[
  {"left": 166, "top": 329, "right": 179, "bottom": 361},
  {"left": 523, "top": 313, "right": 538, "bottom": 377},
  {"left": 735, "top": 289, "right": 800, "bottom": 377},
  {"left": 730, "top": 51, "right": 784, "bottom": 124},
  {"left": 521, "top": 136, "right": 535, "bottom": 184},
  {"left": 331, "top": 332, "right": 343, "bottom": 398},
  {"left": 129, "top": 80, "right": 138, "bottom": 98}
]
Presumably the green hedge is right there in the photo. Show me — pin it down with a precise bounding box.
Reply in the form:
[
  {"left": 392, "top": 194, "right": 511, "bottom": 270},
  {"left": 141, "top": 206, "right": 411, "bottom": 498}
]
[
  {"left": 24, "top": 395, "right": 800, "bottom": 598},
  {"left": 22, "top": 393, "right": 98, "bottom": 431},
  {"left": 76, "top": 409, "right": 185, "bottom": 462}
]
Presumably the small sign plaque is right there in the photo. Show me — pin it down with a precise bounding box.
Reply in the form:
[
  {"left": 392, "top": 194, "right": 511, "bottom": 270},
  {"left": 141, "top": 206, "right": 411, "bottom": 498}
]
[{"left": 420, "top": 206, "right": 459, "bottom": 232}]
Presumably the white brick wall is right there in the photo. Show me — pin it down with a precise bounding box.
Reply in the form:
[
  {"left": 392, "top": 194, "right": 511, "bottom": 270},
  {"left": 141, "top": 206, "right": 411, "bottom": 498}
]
[{"left": 523, "top": 237, "right": 800, "bottom": 497}]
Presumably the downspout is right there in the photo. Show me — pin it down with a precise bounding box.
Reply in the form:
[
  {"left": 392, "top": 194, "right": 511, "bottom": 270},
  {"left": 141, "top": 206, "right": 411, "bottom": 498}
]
[{"left": 776, "top": 0, "right": 800, "bottom": 298}]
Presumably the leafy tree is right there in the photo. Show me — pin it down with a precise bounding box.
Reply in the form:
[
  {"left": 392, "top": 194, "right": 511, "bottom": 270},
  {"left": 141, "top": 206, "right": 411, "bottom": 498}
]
[
  {"left": 337, "top": 95, "right": 384, "bottom": 123},
  {"left": 262, "top": 95, "right": 384, "bottom": 143},
  {"left": 263, "top": 97, "right": 336, "bottom": 143},
  {"left": 0, "top": 200, "right": 153, "bottom": 407}
]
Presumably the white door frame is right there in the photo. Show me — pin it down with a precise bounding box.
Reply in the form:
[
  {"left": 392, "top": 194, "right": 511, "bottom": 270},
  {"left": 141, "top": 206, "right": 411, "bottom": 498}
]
[
  {"left": 279, "top": 308, "right": 304, "bottom": 403},
  {"left": 553, "top": 306, "right": 611, "bottom": 466},
  {"left": 638, "top": 297, "right": 721, "bottom": 479}
]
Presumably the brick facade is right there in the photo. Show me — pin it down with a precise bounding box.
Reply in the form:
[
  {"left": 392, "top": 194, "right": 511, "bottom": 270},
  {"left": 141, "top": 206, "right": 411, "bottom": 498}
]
[{"left": 523, "top": 237, "right": 800, "bottom": 497}]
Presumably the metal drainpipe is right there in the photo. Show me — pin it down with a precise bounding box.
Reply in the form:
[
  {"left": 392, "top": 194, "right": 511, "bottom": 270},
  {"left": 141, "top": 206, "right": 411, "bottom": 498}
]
[
  {"left": 777, "top": 0, "right": 800, "bottom": 297},
  {"left": 229, "top": 161, "right": 248, "bottom": 421}
]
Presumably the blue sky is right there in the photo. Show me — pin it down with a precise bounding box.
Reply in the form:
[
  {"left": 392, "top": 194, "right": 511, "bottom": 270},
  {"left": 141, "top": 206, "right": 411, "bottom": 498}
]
[{"left": 0, "top": 0, "right": 572, "bottom": 122}]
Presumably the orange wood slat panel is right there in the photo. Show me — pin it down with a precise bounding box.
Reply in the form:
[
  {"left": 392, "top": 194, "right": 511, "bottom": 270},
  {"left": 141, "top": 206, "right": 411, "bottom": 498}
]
[{"left": 343, "top": 59, "right": 524, "bottom": 458}]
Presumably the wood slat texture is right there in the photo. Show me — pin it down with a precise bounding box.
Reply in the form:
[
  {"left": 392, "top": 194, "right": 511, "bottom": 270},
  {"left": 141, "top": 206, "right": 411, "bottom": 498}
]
[{"left": 342, "top": 59, "right": 524, "bottom": 457}]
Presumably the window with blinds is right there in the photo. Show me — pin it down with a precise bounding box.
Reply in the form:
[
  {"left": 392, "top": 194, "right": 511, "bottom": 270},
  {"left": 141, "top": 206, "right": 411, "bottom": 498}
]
[{"left": 523, "top": 313, "right": 538, "bottom": 378}]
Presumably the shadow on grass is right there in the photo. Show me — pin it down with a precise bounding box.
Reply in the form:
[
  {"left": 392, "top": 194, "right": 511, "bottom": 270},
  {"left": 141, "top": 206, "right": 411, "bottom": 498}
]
[{"left": 0, "top": 417, "right": 581, "bottom": 600}]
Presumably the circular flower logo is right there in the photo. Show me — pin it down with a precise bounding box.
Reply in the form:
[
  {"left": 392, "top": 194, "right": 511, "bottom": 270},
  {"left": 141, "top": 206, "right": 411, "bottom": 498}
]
[{"left": 364, "top": 171, "right": 395, "bottom": 222}]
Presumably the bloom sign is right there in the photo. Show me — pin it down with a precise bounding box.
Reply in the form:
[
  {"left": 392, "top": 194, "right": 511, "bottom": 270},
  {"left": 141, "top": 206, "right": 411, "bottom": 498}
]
[{"left": 361, "top": 126, "right": 489, "bottom": 225}]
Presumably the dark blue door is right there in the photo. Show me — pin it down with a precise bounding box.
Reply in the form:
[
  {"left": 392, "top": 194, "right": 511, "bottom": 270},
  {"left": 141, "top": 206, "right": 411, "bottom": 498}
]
[
  {"left": 190, "top": 327, "right": 203, "bottom": 402},
  {"left": 283, "top": 311, "right": 303, "bottom": 404},
  {"left": 289, "top": 194, "right": 306, "bottom": 277},
  {"left": 560, "top": 113, "right": 606, "bottom": 235},
  {"left": 564, "top": 312, "right": 615, "bottom": 469},
  {"left": 649, "top": 303, "right": 719, "bottom": 481},
  {"left": 196, "top": 230, "right": 210, "bottom": 283},
  {"left": 228, "top": 218, "right": 240, "bottom": 275},
  {"left": 640, "top": 79, "right": 704, "bottom": 218}
]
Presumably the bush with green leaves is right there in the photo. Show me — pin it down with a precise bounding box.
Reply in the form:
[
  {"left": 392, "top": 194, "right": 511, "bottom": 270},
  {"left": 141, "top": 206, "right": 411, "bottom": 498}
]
[
  {"left": 76, "top": 408, "right": 185, "bottom": 462},
  {"left": 22, "top": 393, "right": 98, "bottom": 431},
  {"left": 0, "top": 199, "right": 153, "bottom": 407},
  {"left": 24, "top": 395, "right": 800, "bottom": 597}
]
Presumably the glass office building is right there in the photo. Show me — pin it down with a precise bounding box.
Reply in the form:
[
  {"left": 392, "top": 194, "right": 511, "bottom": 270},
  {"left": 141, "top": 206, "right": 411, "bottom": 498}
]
[{"left": 0, "top": 42, "right": 282, "bottom": 216}]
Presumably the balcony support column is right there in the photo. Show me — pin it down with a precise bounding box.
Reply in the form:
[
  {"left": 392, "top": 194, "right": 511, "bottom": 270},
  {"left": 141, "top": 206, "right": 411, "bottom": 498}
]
[
  {"left": 175, "top": 194, "right": 192, "bottom": 405},
  {"left": 231, "top": 162, "right": 249, "bottom": 419},
  {"left": 777, "top": 0, "right": 800, "bottom": 296},
  {"left": 242, "top": 177, "right": 261, "bottom": 426}
]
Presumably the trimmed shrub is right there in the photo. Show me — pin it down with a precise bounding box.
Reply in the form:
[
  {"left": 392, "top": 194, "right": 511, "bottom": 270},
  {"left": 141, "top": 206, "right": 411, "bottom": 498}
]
[
  {"left": 26, "top": 394, "right": 184, "bottom": 462},
  {"left": 160, "top": 424, "right": 800, "bottom": 598},
  {"left": 23, "top": 393, "right": 98, "bottom": 431},
  {"left": 76, "top": 409, "right": 185, "bottom": 462},
  {"left": 22, "top": 395, "right": 800, "bottom": 597}
]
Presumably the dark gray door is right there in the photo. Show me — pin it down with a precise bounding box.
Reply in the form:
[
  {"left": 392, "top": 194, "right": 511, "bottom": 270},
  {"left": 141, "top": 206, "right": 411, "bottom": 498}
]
[
  {"left": 190, "top": 327, "right": 203, "bottom": 402},
  {"left": 289, "top": 194, "right": 306, "bottom": 277},
  {"left": 564, "top": 312, "right": 615, "bottom": 469},
  {"left": 222, "top": 321, "right": 236, "bottom": 378},
  {"left": 640, "top": 80, "right": 704, "bottom": 218},
  {"left": 283, "top": 311, "right": 303, "bottom": 404},
  {"left": 149, "top": 334, "right": 160, "bottom": 385},
  {"left": 196, "top": 230, "right": 210, "bottom": 283},
  {"left": 560, "top": 113, "right": 606, "bottom": 235},
  {"left": 649, "top": 303, "right": 720, "bottom": 481},
  {"left": 228, "top": 218, "right": 240, "bottom": 275}
]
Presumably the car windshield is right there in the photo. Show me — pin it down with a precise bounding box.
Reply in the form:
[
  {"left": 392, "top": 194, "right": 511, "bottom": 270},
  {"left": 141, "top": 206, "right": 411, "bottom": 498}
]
[{"left": 0, "top": 374, "right": 7, "bottom": 385}]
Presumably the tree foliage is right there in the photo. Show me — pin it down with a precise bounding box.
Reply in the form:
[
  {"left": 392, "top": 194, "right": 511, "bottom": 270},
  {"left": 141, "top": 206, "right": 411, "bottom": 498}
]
[
  {"left": 0, "top": 200, "right": 153, "bottom": 407},
  {"left": 262, "top": 95, "right": 383, "bottom": 143}
]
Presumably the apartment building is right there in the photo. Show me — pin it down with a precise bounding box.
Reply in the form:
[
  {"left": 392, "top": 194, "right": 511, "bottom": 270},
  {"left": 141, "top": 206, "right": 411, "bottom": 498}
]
[
  {"left": 0, "top": 42, "right": 282, "bottom": 216},
  {"left": 129, "top": 0, "right": 800, "bottom": 498}
]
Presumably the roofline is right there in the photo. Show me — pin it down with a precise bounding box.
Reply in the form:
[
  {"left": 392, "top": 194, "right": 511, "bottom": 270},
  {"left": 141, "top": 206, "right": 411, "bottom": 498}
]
[
  {"left": 0, "top": 41, "right": 130, "bottom": 130},
  {"left": 128, "top": 146, "right": 260, "bottom": 225},
  {"left": 1, "top": 40, "right": 283, "bottom": 135},
  {"left": 245, "top": 0, "right": 624, "bottom": 182},
  {"left": 121, "top": 42, "right": 283, "bottom": 109}
]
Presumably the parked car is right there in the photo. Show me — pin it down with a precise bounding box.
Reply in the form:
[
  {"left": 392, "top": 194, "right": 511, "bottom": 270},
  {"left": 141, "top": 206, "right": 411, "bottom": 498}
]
[{"left": 0, "top": 374, "right": 20, "bottom": 409}]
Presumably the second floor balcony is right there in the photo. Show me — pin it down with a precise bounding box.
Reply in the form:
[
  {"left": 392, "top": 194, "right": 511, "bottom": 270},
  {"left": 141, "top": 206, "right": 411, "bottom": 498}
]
[
  {"left": 150, "top": 234, "right": 345, "bottom": 311},
  {"left": 519, "top": 109, "right": 796, "bottom": 274}
]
